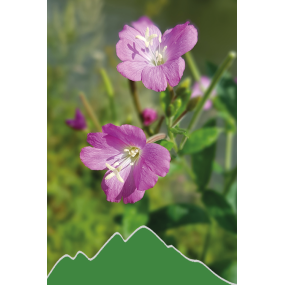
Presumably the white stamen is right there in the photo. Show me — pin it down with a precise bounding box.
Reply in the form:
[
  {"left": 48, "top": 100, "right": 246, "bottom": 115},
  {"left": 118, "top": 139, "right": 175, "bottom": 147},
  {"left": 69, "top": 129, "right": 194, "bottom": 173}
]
[
  {"left": 159, "top": 35, "right": 161, "bottom": 43},
  {"left": 145, "top": 27, "right": 149, "bottom": 39},
  {"left": 162, "top": 46, "right": 167, "bottom": 53},
  {"left": 124, "top": 149, "right": 129, "bottom": 152},
  {"left": 130, "top": 162, "right": 134, "bottom": 165},
  {"left": 135, "top": 35, "right": 146, "bottom": 42},
  {"left": 114, "top": 162, "right": 119, "bottom": 166},
  {"left": 136, "top": 27, "right": 157, "bottom": 48},
  {"left": 155, "top": 50, "right": 158, "bottom": 57}
]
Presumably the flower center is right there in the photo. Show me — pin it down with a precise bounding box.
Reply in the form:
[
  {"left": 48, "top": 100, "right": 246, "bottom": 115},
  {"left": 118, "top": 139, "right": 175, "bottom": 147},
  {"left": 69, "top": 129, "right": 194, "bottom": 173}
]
[
  {"left": 105, "top": 147, "right": 141, "bottom": 183},
  {"left": 136, "top": 27, "right": 167, "bottom": 66}
]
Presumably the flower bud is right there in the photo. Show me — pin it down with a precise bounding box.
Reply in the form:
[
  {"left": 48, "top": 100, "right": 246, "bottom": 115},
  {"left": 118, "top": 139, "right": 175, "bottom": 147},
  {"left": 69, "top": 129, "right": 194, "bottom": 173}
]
[
  {"left": 142, "top": 108, "right": 157, "bottom": 126},
  {"left": 176, "top": 77, "right": 192, "bottom": 97},
  {"left": 187, "top": 96, "right": 201, "bottom": 111},
  {"left": 66, "top": 109, "right": 87, "bottom": 130}
]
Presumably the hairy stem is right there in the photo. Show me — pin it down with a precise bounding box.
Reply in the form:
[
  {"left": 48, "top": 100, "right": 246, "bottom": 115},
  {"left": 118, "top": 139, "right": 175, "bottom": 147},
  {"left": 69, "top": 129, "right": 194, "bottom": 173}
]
[
  {"left": 155, "top": 115, "right": 165, "bottom": 133},
  {"left": 79, "top": 92, "right": 101, "bottom": 132},
  {"left": 171, "top": 110, "right": 188, "bottom": 128},
  {"left": 128, "top": 80, "right": 153, "bottom": 136},
  {"left": 185, "top": 51, "right": 201, "bottom": 83}
]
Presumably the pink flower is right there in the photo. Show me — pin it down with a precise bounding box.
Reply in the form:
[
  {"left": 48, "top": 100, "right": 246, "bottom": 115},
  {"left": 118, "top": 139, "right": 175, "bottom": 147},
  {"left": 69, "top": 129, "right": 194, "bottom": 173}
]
[
  {"left": 66, "top": 109, "right": 87, "bottom": 130},
  {"left": 142, "top": 108, "right": 157, "bottom": 126},
  {"left": 80, "top": 124, "right": 171, "bottom": 204},
  {"left": 116, "top": 16, "right": 198, "bottom": 92},
  {"left": 191, "top": 76, "right": 217, "bottom": 110}
]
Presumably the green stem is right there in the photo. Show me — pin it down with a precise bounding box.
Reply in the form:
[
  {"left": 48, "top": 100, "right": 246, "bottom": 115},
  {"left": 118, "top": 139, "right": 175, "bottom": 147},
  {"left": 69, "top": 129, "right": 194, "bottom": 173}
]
[
  {"left": 166, "top": 117, "right": 178, "bottom": 152},
  {"left": 185, "top": 51, "right": 201, "bottom": 82},
  {"left": 155, "top": 115, "right": 165, "bottom": 134},
  {"left": 79, "top": 92, "right": 101, "bottom": 132},
  {"left": 179, "top": 51, "right": 236, "bottom": 150},
  {"left": 128, "top": 80, "right": 153, "bottom": 136},
  {"left": 99, "top": 69, "right": 117, "bottom": 123},
  {"left": 171, "top": 110, "right": 188, "bottom": 128},
  {"left": 225, "top": 132, "right": 233, "bottom": 171},
  {"left": 109, "top": 96, "right": 117, "bottom": 123}
]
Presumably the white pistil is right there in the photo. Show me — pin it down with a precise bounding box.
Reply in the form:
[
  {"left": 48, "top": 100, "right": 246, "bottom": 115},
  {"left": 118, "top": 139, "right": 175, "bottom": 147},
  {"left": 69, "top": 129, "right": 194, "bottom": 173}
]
[{"left": 105, "top": 163, "right": 124, "bottom": 183}]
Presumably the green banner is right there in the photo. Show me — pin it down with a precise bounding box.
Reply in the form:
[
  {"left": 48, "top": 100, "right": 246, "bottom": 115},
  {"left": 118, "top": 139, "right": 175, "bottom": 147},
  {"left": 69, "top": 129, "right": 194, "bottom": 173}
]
[{"left": 48, "top": 226, "right": 235, "bottom": 284}]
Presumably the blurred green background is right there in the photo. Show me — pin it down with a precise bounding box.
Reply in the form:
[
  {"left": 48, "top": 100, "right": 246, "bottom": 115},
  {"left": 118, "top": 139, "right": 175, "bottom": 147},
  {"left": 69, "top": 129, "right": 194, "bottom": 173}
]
[{"left": 47, "top": 0, "right": 237, "bottom": 282}]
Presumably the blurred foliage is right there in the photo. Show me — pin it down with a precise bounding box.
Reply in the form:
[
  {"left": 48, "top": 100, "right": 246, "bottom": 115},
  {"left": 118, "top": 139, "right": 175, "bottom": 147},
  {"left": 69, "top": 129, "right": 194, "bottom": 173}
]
[{"left": 47, "top": 0, "right": 237, "bottom": 283}]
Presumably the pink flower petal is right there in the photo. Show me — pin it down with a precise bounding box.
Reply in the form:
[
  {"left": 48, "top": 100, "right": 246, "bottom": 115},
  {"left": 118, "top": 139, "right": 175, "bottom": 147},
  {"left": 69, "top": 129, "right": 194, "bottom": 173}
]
[
  {"left": 133, "top": 158, "right": 158, "bottom": 191},
  {"left": 123, "top": 189, "right": 145, "bottom": 204},
  {"left": 80, "top": 133, "right": 126, "bottom": 170},
  {"left": 161, "top": 57, "right": 185, "bottom": 87},
  {"left": 117, "top": 61, "right": 149, "bottom": 81},
  {"left": 87, "top": 132, "right": 126, "bottom": 150},
  {"left": 178, "top": 57, "right": 186, "bottom": 78},
  {"left": 141, "top": 65, "right": 167, "bottom": 92},
  {"left": 131, "top": 16, "right": 162, "bottom": 51},
  {"left": 134, "top": 143, "right": 171, "bottom": 191},
  {"left": 116, "top": 38, "right": 152, "bottom": 62},
  {"left": 102, "top": 124, "right": 146, "bottom": 149},
  {"left": 101, "top": 164, "right": 145, "bottom": 204},
  {"left": 162, "top": 22, "right": 198, "bottom": 61},
  {"left": 80, "top": 146, "right": 122, "bottom": 170}
]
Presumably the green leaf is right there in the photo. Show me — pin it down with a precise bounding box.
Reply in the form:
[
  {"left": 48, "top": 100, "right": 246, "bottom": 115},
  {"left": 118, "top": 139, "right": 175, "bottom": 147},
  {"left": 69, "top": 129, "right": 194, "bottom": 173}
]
[
  {"left": 202, "top": 190, "right": 237, "bottom": 234},
  {"left": 155, "top": 139, "right": 174, "bottom": 151},
  {"left": 122, "top": 197, "right": 149, "bottom": 238},
  {"left": 223, "top": 166, "right": 237, "bottom": 196},
  {"left": 212, "top": 161, "right": 224, "bottom": 174},
  {"left": 147, "top": 204, "right": 210, "bottom": 232},
  {"left": 181, "top": 127, "right": 222, "bottom": 155},
  {"left": 170, "top": 126, "right": 189, "bottom": 138},
  {"left": 191, "top": 119, "right": 217, "bottom": 190}
]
